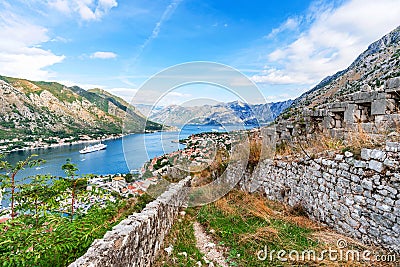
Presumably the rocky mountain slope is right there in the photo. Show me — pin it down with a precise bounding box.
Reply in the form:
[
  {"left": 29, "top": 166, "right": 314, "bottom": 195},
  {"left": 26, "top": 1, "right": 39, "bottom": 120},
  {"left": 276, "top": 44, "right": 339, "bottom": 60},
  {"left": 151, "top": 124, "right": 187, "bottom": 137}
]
[
  {"left": 0, "top": 76, "right": 163, "bottom": 142},
  {"left": 289, "top": 25, "right": 400, "bottom": 110},
  {"left": 148, "top": 100, "right": 293, "bottom": 126}
]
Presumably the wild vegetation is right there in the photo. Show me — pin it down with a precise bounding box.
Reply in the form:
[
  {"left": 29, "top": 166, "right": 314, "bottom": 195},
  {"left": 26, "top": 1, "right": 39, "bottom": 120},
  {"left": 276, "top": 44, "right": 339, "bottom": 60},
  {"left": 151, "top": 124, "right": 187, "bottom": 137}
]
[
  {"left": 0, "top": 156, "right": 153, "bottom": 266},
  {"left": 155, "top": 190, "right": 391, "bottom": 266},
  {"left": 274, "top": 123, "right": 397, "bottom": 160}
]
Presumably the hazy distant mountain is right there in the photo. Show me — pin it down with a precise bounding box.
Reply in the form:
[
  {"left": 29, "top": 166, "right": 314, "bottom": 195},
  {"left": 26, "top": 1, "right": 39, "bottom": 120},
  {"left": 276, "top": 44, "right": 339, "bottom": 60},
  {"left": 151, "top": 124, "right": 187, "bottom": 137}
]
[
  {"left": 134, "top": 104, "right": 164, "bottom": 117},
  {"left": 0, "top": 76, "right": 164, "bottom": 140},
  {"left": 148, "top": 100, "right": 293, "bottom": 126}
]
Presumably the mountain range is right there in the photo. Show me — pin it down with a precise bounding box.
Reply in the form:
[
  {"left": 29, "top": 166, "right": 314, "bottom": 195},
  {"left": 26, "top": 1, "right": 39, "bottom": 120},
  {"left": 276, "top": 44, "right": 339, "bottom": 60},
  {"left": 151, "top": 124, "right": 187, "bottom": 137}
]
[
  {"left": 145, "top": 100, "right": 294, "bottom": 126},
  {"left": 0, "top": 76, "right": 163, "bottom": 143}
]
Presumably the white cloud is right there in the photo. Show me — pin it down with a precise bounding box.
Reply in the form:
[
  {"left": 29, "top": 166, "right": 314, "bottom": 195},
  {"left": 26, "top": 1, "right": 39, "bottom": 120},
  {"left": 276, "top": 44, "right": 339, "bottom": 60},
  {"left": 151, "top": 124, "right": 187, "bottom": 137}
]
[
  {"left": 251, "top": 68, "right": 313, "bottom": 85},
  {"left": 106, "top": 87, "right": 138, "bottom": 102},
  {"left": 148, "top": 0, "right": 182, "bottom": 42},
  {"left": 0, "top": 12, "right": 65, "bottom": 80},
  {"left": 90, "top": 51, "right": 117, "bottom": 59},
  {"left": 55, "top": 80, "right": 105, "bottom": 89},
  {"left": 266, "top": 17, "right": 301, "bottom": 39},
  {"left": 48, "top": 0, "right": 71, "bottom": 14},
  {"left": 265, "top": 93, "right": 293, "bottom": 103},
  {"left": 48, "top": 0, "right": 118, "bottom": 21},
  {"left": 254, "top": 0, "right": 400, "bottom": 86},
  {"left": 105, "top": 87, "right": 193, "bottom": 106},
  {"left": 156, "top": 91, "right": 193, "bottom": 106},
  {"left": 133, "top": 0, "right": 182, "bottom": 61}
]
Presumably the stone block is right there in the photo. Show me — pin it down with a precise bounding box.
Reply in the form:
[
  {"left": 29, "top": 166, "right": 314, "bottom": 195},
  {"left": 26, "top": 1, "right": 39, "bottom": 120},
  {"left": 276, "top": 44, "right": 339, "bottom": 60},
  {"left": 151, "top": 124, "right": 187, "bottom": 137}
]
[
  {"left": 351, "top": 174, "right": 360, "bottom": 183},
  {"left": 369, "top": 160, "right": 384, "bottom": 173},
  {"left": 361, "top": 179, "right": 373, "bottom": 191},
  {"left": 377, "top": 202, "right": 392, "bottom": 212},
  {"left": 383, "top": 159, "right": 397, "bottom": 168},
  {"left": 361, "top": 148, "right": 371, "bottom": 160},
  {"left": 386, "top": 142, "right": 400, "bottom": 152},
  {"left": 353, "top": 184, "right": 363, "bottom": 194},
  {"left": 384, "top": 185, "right": 397, "bottom": 196},
  {"left": 370, "top": 149, "right": 386, "bottom": 161},
  {"left": 353, "top": 160, "right": 367, "bottom": 168},
  {"left": 345, "top": 151, "right": 354, "bottom": 158},
  {"left": 335, "top": 154, "right": 344, "bottom": 161},
  {"left": 371, "top": 99, "right": 387, "bottom": 115},
  {"left": 344, "top": 104, "right": 355, "bottom": 123},
  {"left": 339, "top": 162, "right": 350, "bottom": 171},
  {"left": 385, "top": 77, "right": 400, "bottom": 91}
]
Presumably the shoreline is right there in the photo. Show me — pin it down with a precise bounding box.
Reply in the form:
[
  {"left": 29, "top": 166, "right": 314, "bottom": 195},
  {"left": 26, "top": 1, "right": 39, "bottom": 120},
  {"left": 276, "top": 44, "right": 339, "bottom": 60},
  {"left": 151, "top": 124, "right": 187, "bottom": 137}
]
[
  {"left": 6, "top": 134, "right": 125, "bottom": 153},
  {"left": 3, "top": 128, "right": 177, "bottom": 154}
]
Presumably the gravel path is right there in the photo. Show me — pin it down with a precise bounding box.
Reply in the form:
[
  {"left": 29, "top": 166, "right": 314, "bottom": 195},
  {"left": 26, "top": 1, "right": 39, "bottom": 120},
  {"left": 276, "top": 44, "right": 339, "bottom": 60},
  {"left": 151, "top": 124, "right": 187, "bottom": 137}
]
[{"left": 193, "top": 222, "right": 229, "bottom": 267}]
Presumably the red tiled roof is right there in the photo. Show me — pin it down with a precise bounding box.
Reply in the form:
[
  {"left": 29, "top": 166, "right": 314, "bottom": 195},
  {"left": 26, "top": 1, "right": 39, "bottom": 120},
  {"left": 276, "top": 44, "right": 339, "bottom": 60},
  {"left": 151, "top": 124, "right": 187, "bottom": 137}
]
[{"left": 0, "top": 218, "right": 9, "bottom": 223}]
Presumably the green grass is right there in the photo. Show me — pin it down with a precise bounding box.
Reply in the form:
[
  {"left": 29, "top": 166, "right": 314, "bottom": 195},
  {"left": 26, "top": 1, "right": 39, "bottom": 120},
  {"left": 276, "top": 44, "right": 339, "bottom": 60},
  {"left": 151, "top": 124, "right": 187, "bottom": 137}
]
[
  {"left": 154, "top": 209, "right": 205, "bottom": 267},
  {"left": 197, "top": 202, "right": 317, "bottom": 266}
]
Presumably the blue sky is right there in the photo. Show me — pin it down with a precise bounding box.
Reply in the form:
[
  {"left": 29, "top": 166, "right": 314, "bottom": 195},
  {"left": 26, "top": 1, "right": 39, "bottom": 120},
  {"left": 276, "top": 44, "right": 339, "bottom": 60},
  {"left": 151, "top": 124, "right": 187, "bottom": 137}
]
[{"left": 0, "top": 0, "right": 400, "bottom": 106}]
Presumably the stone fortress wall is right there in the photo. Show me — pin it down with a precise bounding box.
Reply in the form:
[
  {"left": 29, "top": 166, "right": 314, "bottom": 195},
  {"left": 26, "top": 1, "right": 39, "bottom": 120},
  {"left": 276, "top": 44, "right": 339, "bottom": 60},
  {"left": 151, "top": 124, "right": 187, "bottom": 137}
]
[
  {"left": 273, "top": 77, "right": 400, "bottom": 143},
  {"left": 239, "top": 142, "right": 400, "bottom": 253},
  {"left": 69, "top": 177, "right": 191, "bottom": 267}
]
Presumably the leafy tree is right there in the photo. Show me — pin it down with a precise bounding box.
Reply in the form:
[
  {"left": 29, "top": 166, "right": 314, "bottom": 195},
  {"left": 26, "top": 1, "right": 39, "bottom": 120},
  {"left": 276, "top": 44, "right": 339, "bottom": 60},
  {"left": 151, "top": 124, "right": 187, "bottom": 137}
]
[
  {"left": 142, "top": 169, "right": 154, "bottom": 179},
  {"left": 0, "top": 154, "right": 44, "bottom": 219},
  {"left": 125, "top": 173, "right": 134, "bottom": 183},
  {"left": 61, "top": 159, "right": 80, "bottom": 221},
  {"left": 15, "top": 174, "right": 56, "bottom": 227}
]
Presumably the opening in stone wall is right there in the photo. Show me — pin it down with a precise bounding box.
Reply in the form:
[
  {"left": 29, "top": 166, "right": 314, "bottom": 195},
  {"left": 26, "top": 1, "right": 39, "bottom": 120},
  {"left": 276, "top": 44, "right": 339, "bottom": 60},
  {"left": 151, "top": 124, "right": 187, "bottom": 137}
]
[
  {"left": 331, "top": 111, "right": 345, "bottom": 128},
  {"left": 387, "top": 91, "right": 400, "bottom": 113},
  {"left": 355, "top": 102, "right": 374, "bottom": 123},
  {"left": 310, "top": 116, "right": 324, "bottom": 133}
]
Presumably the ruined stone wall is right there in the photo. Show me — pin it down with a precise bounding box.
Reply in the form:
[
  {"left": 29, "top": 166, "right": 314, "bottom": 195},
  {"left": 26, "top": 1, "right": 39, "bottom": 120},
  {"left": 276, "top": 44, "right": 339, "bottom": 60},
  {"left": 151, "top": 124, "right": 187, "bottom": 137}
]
[
  {"left": 275, "top": 77, "right": 400, "bottom": 142},
  {"left": 239, "top": 142, "right": 400, "bottom": 253},
  {"left": 69, "top": 177, "right": 191, "bottom": 267}
]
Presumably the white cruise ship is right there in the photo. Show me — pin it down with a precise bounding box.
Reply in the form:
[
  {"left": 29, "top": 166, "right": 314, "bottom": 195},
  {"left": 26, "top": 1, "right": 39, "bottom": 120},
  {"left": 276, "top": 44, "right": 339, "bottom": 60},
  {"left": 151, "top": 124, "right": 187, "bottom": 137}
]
[{"left": 79, "top": 143, "right": 107, "bottom": 154}]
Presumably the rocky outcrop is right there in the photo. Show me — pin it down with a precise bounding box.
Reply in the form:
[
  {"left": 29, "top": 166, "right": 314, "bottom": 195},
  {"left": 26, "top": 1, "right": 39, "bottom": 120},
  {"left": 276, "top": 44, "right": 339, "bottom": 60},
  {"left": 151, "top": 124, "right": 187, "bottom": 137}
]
[{"left": 0, "top": 76, "right": 163, "bottom": 139}]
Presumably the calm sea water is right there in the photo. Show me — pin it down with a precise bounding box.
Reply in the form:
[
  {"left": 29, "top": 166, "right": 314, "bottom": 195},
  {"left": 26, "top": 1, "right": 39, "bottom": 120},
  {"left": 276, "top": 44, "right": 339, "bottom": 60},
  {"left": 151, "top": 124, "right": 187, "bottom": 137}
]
[
  {"left": 4, "top": 125, "right": 222, "bottom": 177},
  {"left": 1, "top": 125, "right": 252, "bottom": 206}
]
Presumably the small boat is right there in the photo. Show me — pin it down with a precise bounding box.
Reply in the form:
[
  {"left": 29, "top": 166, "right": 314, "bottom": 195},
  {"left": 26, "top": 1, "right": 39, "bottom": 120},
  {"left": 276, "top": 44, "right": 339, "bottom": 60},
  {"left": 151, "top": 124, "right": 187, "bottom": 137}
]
[
  {"left": 130, "top": 169, "right": 140, "bottom": 174},
  {"left": 79, "top": 143, "right": 107, "bottom": 154}
]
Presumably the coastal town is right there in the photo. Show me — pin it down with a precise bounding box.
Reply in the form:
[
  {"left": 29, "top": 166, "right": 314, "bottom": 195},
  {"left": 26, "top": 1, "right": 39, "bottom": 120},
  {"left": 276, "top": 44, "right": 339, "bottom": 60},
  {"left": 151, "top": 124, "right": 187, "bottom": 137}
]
[
  {"left": 0, "top": 130, "right": 240, "bottom": 222},
  {"left": 86, "top": 130, "right": 237, "bottom": 198},
  {"left": 0, "top": 134, "right": 124, "bottom": 152}
]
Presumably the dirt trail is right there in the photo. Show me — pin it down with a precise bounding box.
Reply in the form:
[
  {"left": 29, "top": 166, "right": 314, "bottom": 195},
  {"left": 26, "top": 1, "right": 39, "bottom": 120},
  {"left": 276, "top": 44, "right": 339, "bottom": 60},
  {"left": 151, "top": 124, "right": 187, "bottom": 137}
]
[{"left": 193, "top": 222, "right": 229, "bottom": 267}]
